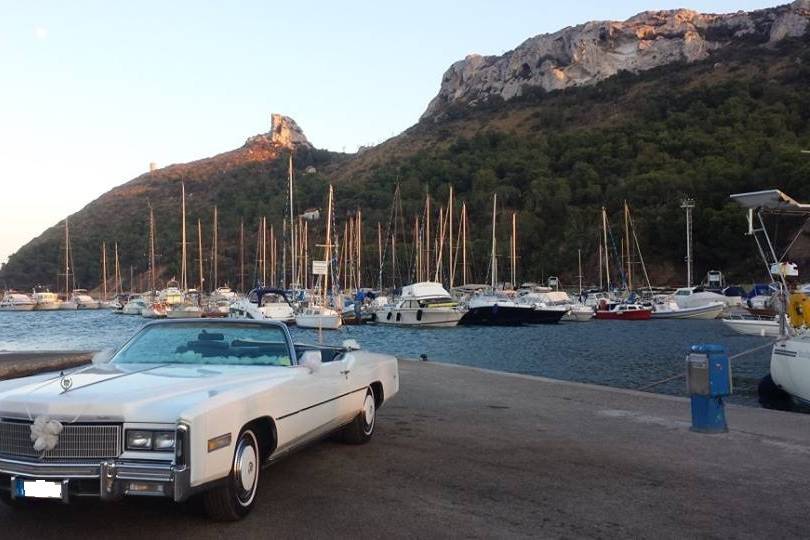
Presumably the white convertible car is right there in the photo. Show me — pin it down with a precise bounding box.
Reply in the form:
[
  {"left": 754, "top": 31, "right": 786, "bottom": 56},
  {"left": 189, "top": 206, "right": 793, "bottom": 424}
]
[{"left": 0, "top": 319, "right": 398, "bottom": 520}]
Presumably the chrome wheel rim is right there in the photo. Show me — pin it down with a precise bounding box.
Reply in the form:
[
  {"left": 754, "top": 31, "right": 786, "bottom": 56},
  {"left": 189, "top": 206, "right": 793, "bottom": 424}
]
[
  {"left": 233, "top": 432, "right": 259, "bottom": 507},
  {"left": 363, "top": 392, "right": 376, "bottom": 435}
]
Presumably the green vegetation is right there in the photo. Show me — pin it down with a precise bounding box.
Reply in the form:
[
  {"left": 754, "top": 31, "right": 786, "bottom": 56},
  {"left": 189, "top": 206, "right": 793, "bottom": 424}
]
[{"left": 3, "top": 35, "right": 810, "bottom": 291}]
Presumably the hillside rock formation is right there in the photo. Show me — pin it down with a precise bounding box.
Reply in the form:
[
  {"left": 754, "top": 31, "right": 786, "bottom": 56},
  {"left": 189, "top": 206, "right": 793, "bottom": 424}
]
[
  {"left": 422, "top": 1, "right": 810, "bottom": 119},
  {"left": 244, "top": 113, "right": 312, "bottom": 149}
]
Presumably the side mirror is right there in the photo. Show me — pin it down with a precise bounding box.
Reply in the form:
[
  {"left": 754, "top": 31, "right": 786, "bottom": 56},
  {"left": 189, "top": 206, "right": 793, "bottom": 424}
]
[{"left": 300, "top": 350, "right": 322, "bottom": 374}]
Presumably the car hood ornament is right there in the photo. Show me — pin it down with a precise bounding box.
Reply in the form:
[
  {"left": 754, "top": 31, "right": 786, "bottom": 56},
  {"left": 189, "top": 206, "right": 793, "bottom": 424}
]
[{"left": 30, "top": 416, "right": 64, "bottom": 453}]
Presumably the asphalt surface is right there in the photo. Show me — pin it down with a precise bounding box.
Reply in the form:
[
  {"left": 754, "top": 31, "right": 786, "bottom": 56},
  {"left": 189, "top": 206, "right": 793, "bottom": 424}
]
[{"left": 1, "top": 359, "right": 810, "bottom": 538}]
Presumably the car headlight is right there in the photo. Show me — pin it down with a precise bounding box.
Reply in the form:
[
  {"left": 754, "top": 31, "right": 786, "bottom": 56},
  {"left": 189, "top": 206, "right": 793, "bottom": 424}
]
[
  {"left": 126, "top": 430, "right": 153, "bottom": 450},
  {"left": 126, "top": 430, "right": 175, "bottom": 451}
]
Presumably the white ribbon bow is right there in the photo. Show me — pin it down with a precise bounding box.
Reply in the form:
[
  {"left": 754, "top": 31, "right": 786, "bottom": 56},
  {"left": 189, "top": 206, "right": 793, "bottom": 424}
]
[{"left": 30, "top": 416, "right": 64, "bottom": 453}]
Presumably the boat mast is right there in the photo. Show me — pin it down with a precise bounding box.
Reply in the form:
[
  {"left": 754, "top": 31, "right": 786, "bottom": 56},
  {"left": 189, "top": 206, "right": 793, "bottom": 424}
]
[
  {"left": 114, "top": 242, "right": 121, "bottom": 295},
  {"left": 491, "top": 194, "right": 498, "bottom": 289},
  {"left": 239, "top": 219, "right": 245, "bottom": 293},
  {"left": 462, "top": 202, "right": 468, "bottom": 286},
  {"left": 270, "top": 223, "right": 276, "bottom": 287},
  {"left": 63, "top": 218, "right": 71, "bottom": 298},
  {"left": 425, "top": 192, "right": 431, "bottom": 281},
  {"left": 598, "top": 241, "right": 603, "bottom": 290},
  {"left": 681, "top": 198, "right": 695, "bottom": 287},
  {"left": 180, "top": 182, "right": 188, "bottom": 292},
  {"left": 449, "top": 187, "right": 454, "bottom": 289},
  {"left": 414, "top": 216, "right": 421, "bottom": 282},
  {"left": 624, "top": 201, "right": 632, "bottom": 291},
  {"left": 511, "top": 212, "right": 517, "bottom": 288},
  {"left": 356, "top": 209, "right": 362, "bottom": 290},
  {"left": 434, "top": 206, "right": 445, "bottom": 283},
  {"left": 288, "top": 155, "right": 296, "bottom": 289},
  {"left": 213, "top": 206, "right": 218, "bottom": 290},
  {"left": 377, "top": 222, "right": 383, "bottom": 290},
  {"left": 282, "top": 219, "right": 287, "bottom": 289},
  {"left": 149, "top": 204, "right": 156, "bottom": 293},
  {"left": 197, "top": 219, "right": 204, "bottom": 291},
  {"left": 602, "top": 207, "right": 610, "bottom": 290},
  {"left": 261, "top": 217, "right": 267, "bottom": 285},
  {"left": 324, "top": 185, "right": 334, "bottom": 306},
  {"left": 578, "top": 249, "right": 583, "bottom": 296},
  {"left": 101, "top": 242, "right": 108, "bottom": 301},
  {"left": 303, "top": 220, "right": 309, "bottom": 290}
]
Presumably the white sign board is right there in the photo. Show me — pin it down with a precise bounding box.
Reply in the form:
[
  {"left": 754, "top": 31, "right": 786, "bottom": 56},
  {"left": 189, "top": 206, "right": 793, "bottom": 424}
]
[{"left": 312, "top": 260, "right": 328, "bottom": 276}]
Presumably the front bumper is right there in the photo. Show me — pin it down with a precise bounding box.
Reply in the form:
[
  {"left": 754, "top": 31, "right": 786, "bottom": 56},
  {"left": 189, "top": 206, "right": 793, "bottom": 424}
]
[{"left": 0, "top": 456, "right": 193, "bottom": 502}]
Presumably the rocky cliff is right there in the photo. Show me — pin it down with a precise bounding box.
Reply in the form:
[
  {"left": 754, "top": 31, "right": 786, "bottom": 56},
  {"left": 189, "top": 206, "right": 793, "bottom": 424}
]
[{"left": 422, "top": 1, "right": 810, "bottom": 119}]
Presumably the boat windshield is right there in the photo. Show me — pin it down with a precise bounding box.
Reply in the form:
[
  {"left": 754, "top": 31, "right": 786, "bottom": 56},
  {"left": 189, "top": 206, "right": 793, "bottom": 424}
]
[{"left": 113, "top": 323, "right": 292, "bottom": 366}]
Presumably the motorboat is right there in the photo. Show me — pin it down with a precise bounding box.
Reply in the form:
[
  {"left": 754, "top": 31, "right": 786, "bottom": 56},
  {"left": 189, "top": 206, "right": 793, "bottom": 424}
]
[
  {"left": 594, "top": 303, "right": 651, "bottom": 320},
  {"left": 295, "top": 305, "right": 343, "bottom": 330},
  {"left": 230, "top": 288, "right": 296, "bottom": 323},
  {"left": 120, "top": 295, "right": 148, "bottom": 315},
  {"left": 460, "top": 294, "right": 539, "bottom": 326},
  {"left": 651, "top": 299, "right": 725, "bottom": 319},
  {"left": 672, "top": 286, "right": 735, "bottom": 309},
  {"left": 375, "top": 282, "right": 463, "bottom": 327},
  {"left": 159, "top": 280, "right": 185, "bottom": 307},
  {"left": 71, "top": 289, "right": 101, "bottom": 309},
  {"left": 32, "top": 290, "right": 61, "bottom": 311},
  {"left": 564, "top": 304, "right": 595, "bottom": 322},
  {"left": 167, "top": 290, "right": 203, "bottom": 319},
  {"left": 721, "top": 314, "right": 781, "bottom": 337},
  {"left": 0, "top": 292, "right": 35, "bottom": 311},
  {"left": 516, "top": 289, "right": 591, "bottom": 323}
]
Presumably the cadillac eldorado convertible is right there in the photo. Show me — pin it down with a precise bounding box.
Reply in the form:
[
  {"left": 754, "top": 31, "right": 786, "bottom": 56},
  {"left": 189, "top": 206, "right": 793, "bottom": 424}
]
[{"left": 0, "top": 319, "right": 399, "bottom": 520}]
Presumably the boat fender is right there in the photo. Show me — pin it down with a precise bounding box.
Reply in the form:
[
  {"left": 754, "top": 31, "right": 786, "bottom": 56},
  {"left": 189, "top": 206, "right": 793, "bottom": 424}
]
[
  {"left": 386, "top": 312, "right": 392, "bottom": 321},
  {"left": 416, "top": 309, "right": 423, "bottom": 321},
  {"left": 396, "top": 313, "right": 401, "bottom": 322}
]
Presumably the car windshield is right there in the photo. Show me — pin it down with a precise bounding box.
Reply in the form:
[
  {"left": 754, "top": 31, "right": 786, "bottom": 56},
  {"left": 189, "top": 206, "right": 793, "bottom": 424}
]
[{"left": 113, "top": 323, "right": 293, "bottom": 366}]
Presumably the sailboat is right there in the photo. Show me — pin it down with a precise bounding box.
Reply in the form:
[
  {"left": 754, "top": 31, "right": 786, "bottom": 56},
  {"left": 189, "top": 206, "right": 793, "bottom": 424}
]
[
  {"left": 168, "top": 186, "right": 203, "bottom": 319},
  {"left": 295, "top": 184, "right": 342, "bottom": 330},
  {"left": 58, "top": 218, "right": 78, "bottom": 309}
]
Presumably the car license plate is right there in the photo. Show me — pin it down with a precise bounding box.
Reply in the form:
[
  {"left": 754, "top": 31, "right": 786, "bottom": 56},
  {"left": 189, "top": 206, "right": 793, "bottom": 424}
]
[{"left": 13, "top": 478, "right": 65, "bottom": 500}]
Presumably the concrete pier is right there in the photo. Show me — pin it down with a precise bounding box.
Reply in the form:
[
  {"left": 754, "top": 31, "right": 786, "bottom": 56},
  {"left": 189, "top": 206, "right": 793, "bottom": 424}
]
[{"left": 1, "top": 357, "right": 809, "bottom": 538}]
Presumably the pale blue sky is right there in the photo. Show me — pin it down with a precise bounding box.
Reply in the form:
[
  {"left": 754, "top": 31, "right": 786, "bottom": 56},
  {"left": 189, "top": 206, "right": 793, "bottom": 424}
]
[{"left": 0, "top": 0, "right": 782, "bottom": 262}]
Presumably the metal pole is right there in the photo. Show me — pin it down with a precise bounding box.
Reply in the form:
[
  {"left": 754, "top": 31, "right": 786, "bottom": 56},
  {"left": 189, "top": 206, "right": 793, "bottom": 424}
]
[{"left": 682, "top": 198, "right": 695, "bottom": 287}]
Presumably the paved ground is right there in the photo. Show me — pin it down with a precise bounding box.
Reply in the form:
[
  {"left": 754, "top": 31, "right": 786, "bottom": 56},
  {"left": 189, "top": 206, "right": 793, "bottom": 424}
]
[{"left": 1, "top": 358, "right": 810, "bottom": 538}]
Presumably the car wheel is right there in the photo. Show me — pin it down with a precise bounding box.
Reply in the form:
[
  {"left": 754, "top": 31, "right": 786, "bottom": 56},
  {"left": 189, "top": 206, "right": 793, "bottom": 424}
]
[
  {"left": 203, "top": 429, "right": 261, "bottom": 521},
  {"left": 340, "top": 388, "right": 376, "bottom": 445}
]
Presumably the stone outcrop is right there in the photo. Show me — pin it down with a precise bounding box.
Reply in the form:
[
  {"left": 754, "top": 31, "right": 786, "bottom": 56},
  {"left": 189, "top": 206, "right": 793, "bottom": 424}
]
[
  {"left": 244, "top": 113, "right": 312, "bottom": 149},
  {"left": 422, "top": 1, "right": 810, "bottom": 119}
]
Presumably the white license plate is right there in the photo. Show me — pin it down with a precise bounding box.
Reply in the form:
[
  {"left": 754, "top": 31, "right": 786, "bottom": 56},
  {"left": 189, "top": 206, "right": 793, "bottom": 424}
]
[{"left": 14, "top": 479, "right": 64, "bottom": 500}]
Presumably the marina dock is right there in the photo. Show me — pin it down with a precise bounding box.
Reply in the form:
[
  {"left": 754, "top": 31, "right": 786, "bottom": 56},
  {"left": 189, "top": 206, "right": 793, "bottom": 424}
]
[{"left": 1, "top": 355, "right": 809, "bottom": 537}]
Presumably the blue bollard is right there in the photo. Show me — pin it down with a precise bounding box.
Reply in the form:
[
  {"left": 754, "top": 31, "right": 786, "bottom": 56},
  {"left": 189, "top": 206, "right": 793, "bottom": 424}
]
[{"left": 686, "top": 344, "right": 732, "bottom": 433}]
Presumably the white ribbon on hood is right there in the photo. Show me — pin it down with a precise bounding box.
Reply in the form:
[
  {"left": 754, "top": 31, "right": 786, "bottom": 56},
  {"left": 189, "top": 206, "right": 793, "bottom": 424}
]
[{"left": 30, "top": 416, "right": 64, "bottom": 453}]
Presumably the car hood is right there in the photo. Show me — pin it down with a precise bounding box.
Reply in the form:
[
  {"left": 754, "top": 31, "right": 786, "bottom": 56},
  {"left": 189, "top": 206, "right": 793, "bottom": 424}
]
[{"left": 0, "top": 363, "right": 293, "bottom": 423}]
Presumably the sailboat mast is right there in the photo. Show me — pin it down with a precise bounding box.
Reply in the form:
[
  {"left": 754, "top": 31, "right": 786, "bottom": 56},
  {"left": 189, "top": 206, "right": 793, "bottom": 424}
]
[
  {"left": 462, "top": 202, "right": 468, "bottom": 286},
  {"left": 114, "top": 242, "right": 121, "bottom": 295},
  {"left": 434, "top": 207, "right": 444, "bottom": 283},
  {"left": 449, "top": 187, "right": 454, "bottom": 288},
  {"left": 288, "top": 156, "right": 296, "bottom": 289},
  {"left": 270, "top": 223, "right": 275, "bottom": 286},
  {"left": 602, "top": 207, "right": 610, "bottom": 290},
  {"left": 261, "top": 217, "right": 267, "bottom": 285},
  {"left": 149, "top": 205, "right": 156, "bottom": 293},
  {"left": 578, "top": 249, "right": 583, "bottom": 296},
  {"left": 624, "top": 201, "right": 632, "bottom": 291},
  {"left": 197, "top": 219, "right": 204, "bottom": 291},
  {"left": 180, "top": 183, "right": 188, "bottom": 291},
  {"left": 356, "top": 209, "right": 362, "bottom": 290},
  {"left": 511, "top": 212, "right": 517, "bottom": 288},
  {"left": 324, "top": 185, "right": 334, "bottom": 305},
  {"left": 491, "top": 194, "right": 497, "bottom": 289},
  {"left": 239, "top": 220, "right": 245, "bottom": 293},
  {"left": 426, "top": 193, "right": 431, "bottom": 281},
  {"left": 377, "top": 222, "right": 383, "bottom": 290},
  {"left": 414, "top": 216, "right": 421, "bottom": 282},
  {"left": 101, "top": 242, "right": 108, "bottom": 301},
  {"left": 64, "top": 218, "right": 70, "bottom": 297},
  {"left": 213, "top": 206, "right": 218, "bottom": 290}
]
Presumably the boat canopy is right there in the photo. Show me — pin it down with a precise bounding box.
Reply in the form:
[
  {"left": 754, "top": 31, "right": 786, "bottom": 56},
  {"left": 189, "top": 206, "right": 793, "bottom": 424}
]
[
  {"left": 401, "top": 282, "right": 452, "bottom": 299},
  {"left": 730, "top": 190, "right": 810, "bottom": 214}
]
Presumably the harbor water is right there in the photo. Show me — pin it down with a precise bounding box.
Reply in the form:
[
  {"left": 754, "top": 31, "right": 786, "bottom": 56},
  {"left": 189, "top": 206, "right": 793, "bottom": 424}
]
[{"left": 0, "top": 310, "right": 772, "bottom": 406}]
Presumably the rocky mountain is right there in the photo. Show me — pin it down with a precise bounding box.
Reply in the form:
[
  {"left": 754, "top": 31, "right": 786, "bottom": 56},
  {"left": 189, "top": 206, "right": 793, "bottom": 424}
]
[
  {"left": 423, "top": 0, "right": 810, "bottom": 119},
  {"left": 2, "top": 3, "right": 810, "bottom": 290}
]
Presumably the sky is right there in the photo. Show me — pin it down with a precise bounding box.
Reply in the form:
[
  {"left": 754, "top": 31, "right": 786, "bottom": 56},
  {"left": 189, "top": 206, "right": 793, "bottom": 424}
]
[{"left": 0, "top": 0, "right": 783, "bottom": 264}]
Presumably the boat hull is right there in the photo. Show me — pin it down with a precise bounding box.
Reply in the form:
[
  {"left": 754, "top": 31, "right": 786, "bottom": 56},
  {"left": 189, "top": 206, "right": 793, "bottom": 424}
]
[
  {"left": 34, "top": 303, "right": 61, "bottom": 311},
  {"left": 721, "top": 318, "right": 779, "bottom": 337},
  {"left": 651, "top": 302, "right": 725, "bottom": 320},
  {"left": 375, "top": 307, "right": 462, "bottom": 327},
  {"left": 0, "top": 304, "right": 35, "bottom": 312},
  {"left": 771, "top": 339, "right": 810, "bottom": 404},
  {"left": 295, "top": 314, "right": 343, "bottom": 330},
  {"left": 595, "top": 309, "right": 651, "bottom": 321},
  {"left": 459, "top": 305, "right": 538, "bottom": 326},
  {"left": 562, "top": 308, "right": 594, "bottom": 322}
]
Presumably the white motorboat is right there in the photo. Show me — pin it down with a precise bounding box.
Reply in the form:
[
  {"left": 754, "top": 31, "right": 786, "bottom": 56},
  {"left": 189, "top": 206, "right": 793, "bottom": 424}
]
[
  {"left": 721, "top": 314, "right": 781, "bottom": 337},
  {"left": 58, "top": 299, "right": 78, "bottom": 310},
  {"left": 71, "top": 289, "right": 101, "bottom": 309},
  {"left": 375, "top": 282, "right": 463, "bottom": 327},
  {"left": 295, "top": 306, "right": 343, "bottom": 330},
  {"left": 673, "top": 286, "right": 736, "bottom": 309},
  {"left": 121, "top": 295, "right": 149, "bottom": 315},
  {"left": 166, "top": 304, "right": 203, "bottom": 319},
  {"left": 32, "top": 290, "right": 61, "bottom": 311},
  {"left": 159, "top": 280, "right": 185, "bottom": 307},
  {"left": 564, "top": 304, "right": 595, "bottom": 322},
  {"left": 652, "top": 300, "right": 725, "bottom": 319},
  {"left": 230, "top": 288, "right": 296, "bottom": 323},
  {"left": 0, "top": 292, "right": 35, "bottom": 311}
]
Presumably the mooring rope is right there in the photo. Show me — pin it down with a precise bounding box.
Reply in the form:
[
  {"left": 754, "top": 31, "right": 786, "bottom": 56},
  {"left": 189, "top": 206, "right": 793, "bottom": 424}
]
[{"left": 637, "top": 340, "right": 778, "bottom": 392}]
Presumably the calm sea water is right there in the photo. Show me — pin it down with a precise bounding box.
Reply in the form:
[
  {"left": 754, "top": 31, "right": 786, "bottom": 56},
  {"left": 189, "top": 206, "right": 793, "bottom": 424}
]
[{"left": 0, "top": 310, "right": 772, "bottom": 406}]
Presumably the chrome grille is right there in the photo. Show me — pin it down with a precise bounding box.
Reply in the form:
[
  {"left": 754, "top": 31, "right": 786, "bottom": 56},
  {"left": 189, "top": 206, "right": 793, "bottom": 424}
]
[{"left": 0, "top": 419, "right": 122, "bottom": 461}]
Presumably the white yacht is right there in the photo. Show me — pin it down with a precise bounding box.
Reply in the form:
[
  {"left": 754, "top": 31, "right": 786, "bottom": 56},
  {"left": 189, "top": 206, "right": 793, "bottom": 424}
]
[
  {"left": 167, "top": 290, "right": 203, "bottom": 319},
  {"left": 32, "top": 290, "right": 61, "bottom": 311},
  {"left": 159, "top": 280, "right": 185, "bottom": 307},
  {"left": 230, "top": 288, "right": 296, "bottom": 323},
  {"left": 295, "top": 305, "right": 343, "bottom": 330},
  {"left": 0, "top": 292, "right": 36, "bottom": 311},
  {"left": 652, "top": 297, "right": 725, "bottom": 319},
  {"left": 672, "top": 286, "right": 734, "bottom": 309},
  {"left": 120, "top": 295, "right": 148, "bottom": 315},
  {"left": 71, "top": 289, "right": 101, "bottom": 309},
  {"left": 375, "top": 282, "right": 463, "bottom": 327}
]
